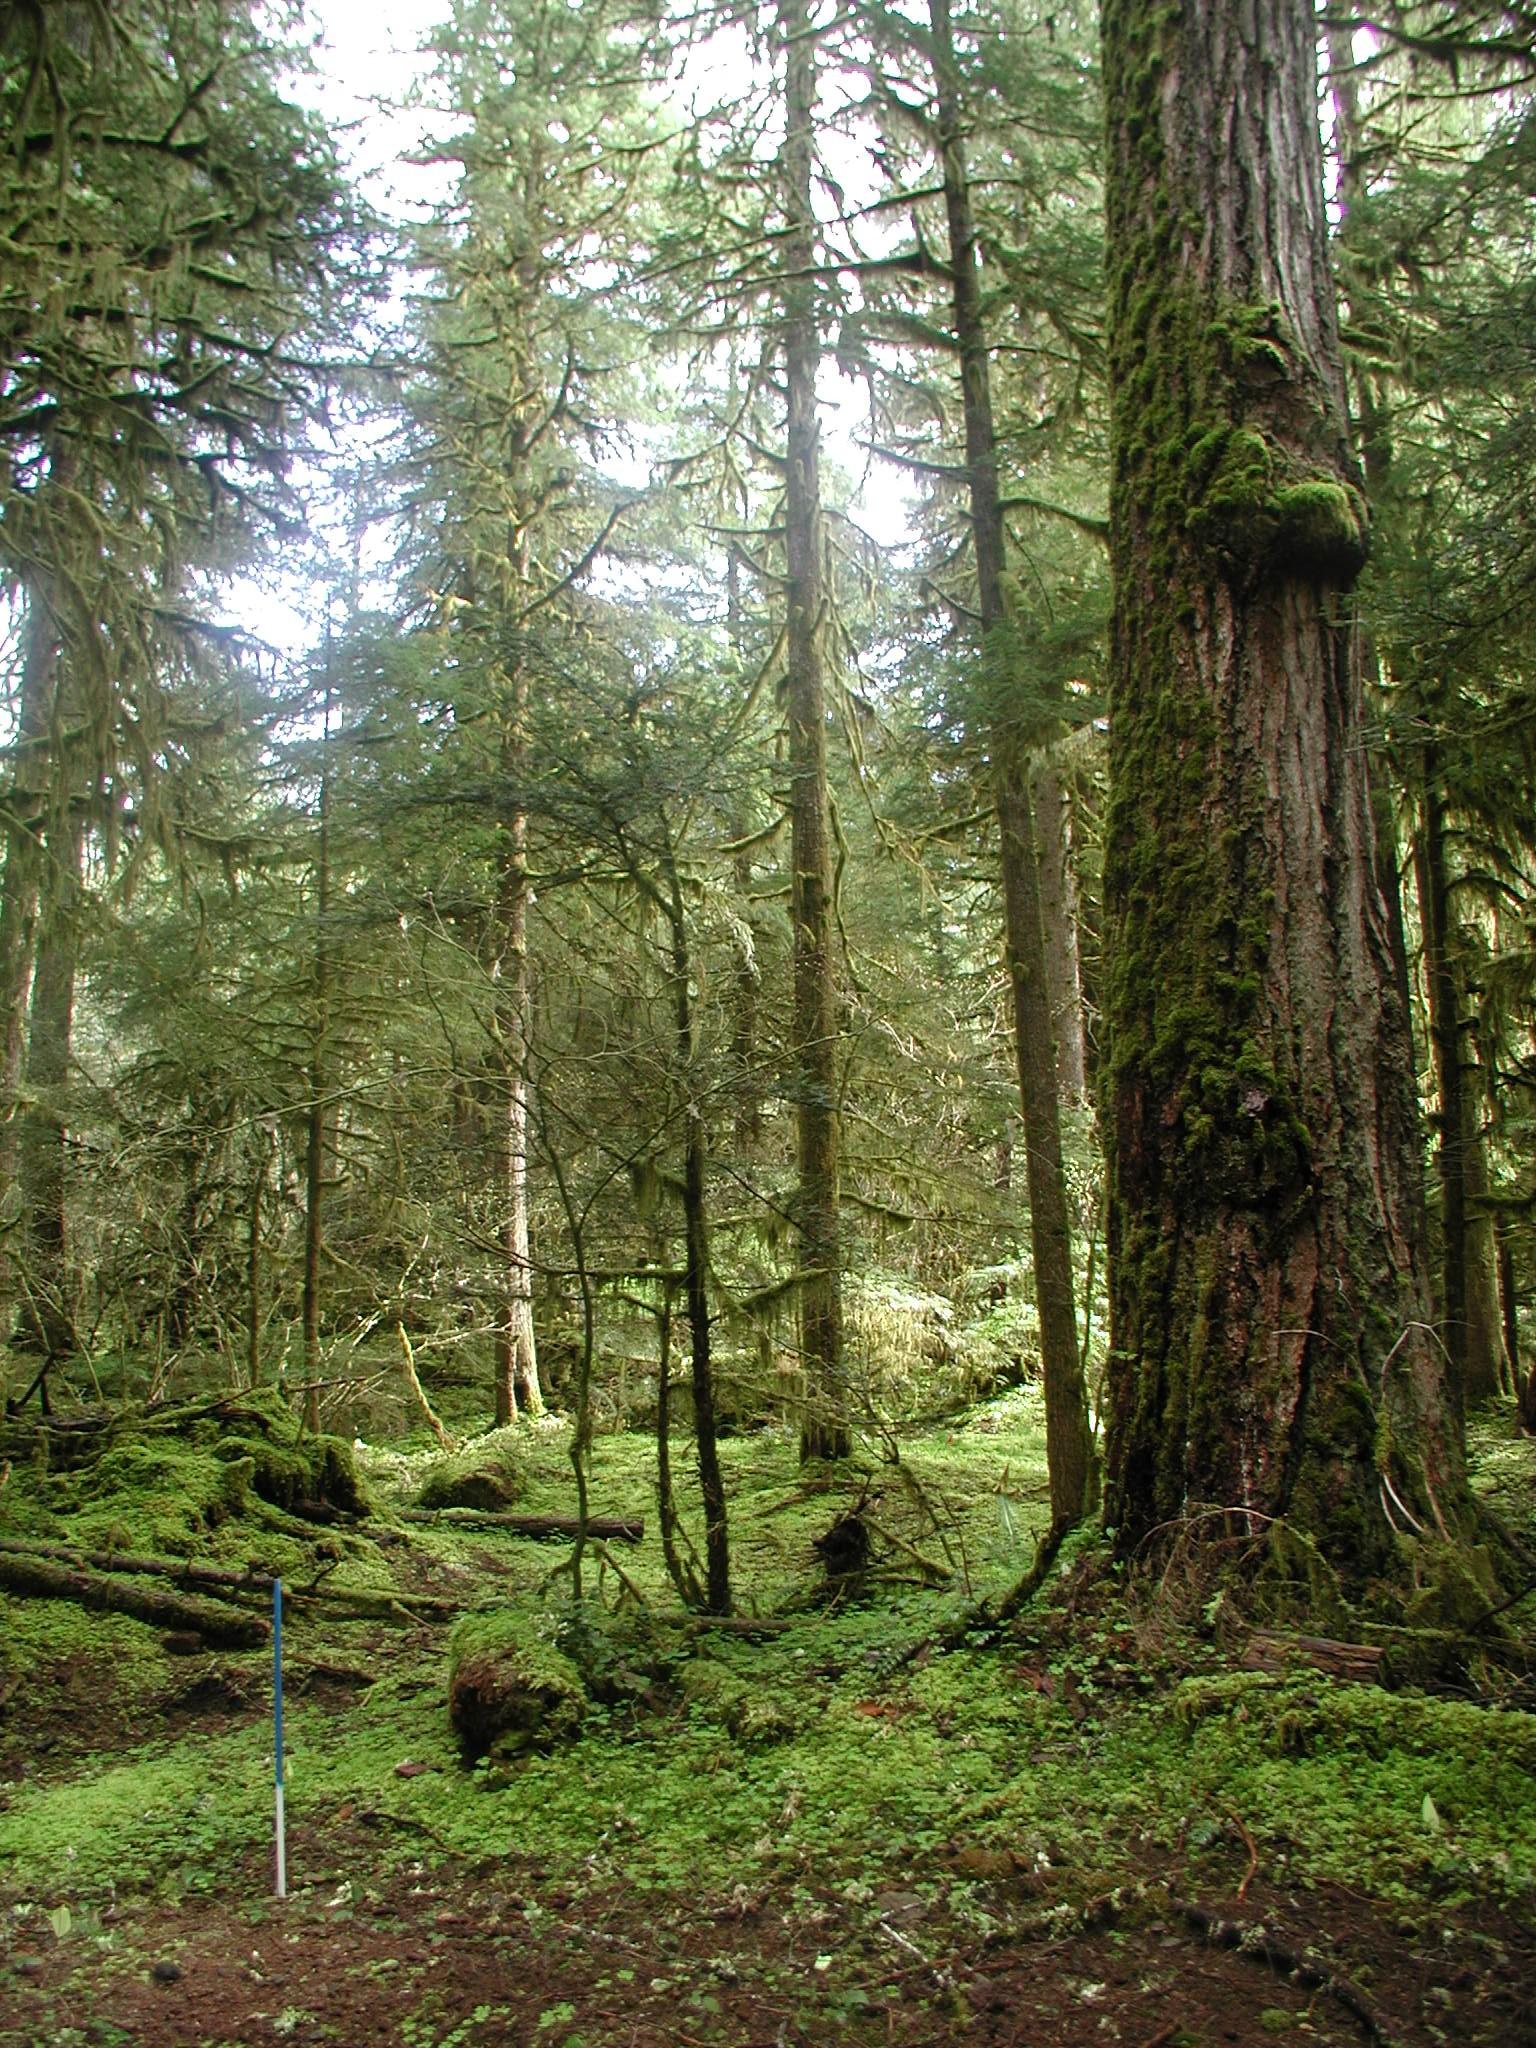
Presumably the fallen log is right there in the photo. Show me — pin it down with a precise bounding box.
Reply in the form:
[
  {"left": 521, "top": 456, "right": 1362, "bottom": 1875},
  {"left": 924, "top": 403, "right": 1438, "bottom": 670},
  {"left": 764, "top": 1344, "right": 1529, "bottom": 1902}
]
[
  {"left": 399, "top": 1508, "right": 644, "bottom": 1544},
  {"left": 1240, "top": 1630, "right": 1387, "bottom": 1686},
  {"left": 0, "top": 1550, "right": 269, "bottom": 1647},
  {"left": 0, "top": 1537, "right": 455, "bottom": 1623}
]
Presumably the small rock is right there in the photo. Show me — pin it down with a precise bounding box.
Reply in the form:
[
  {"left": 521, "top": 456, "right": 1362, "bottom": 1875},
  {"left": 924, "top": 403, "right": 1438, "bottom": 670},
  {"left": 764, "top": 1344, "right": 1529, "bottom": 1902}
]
[
  {"left": 151, "top": 1960, "right": 182, "bottom": 1984},
  {"left": 873, "top": 1891, "right": 926, "bottom": 1924}
]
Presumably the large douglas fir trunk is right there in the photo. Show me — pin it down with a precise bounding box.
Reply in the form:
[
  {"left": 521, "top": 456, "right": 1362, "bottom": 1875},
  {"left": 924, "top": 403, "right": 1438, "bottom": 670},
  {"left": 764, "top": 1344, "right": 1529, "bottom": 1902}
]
[{"left": 1100, "top": 0, "right": 1461, "bottom": 1574}]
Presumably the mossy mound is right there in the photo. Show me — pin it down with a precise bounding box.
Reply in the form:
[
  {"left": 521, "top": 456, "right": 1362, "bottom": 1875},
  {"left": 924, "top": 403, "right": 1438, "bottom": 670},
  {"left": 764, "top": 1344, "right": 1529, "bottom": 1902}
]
[
  {"left": 677, "top": 1655, "right": 801, "bottom": 1744},
  {"left": 17, "top": 1388, "right": 367, "bottom": 1553},
  {"left": 416, "top": 1428, "right": 525, "bottom": 1513},
  {"left": 447, "top": 1608, "right": 587, "bottom": 1758},
  {"left": 69, "top": 1441, "right": 256, "bottom": 1554},
  {"left": 210, "top": 1424, "right": 366, "bottom": 1518}
]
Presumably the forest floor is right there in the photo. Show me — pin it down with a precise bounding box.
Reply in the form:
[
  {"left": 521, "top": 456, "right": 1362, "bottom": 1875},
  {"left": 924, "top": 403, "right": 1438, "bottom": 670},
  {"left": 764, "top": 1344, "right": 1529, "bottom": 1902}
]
[{"left": 2, "top": 1376, "right": 1535, "bottom": 2048}]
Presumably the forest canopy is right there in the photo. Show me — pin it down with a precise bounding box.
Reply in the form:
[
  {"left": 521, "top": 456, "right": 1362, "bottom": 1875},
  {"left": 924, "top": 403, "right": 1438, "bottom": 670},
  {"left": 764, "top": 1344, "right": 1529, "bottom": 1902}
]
[
  {"left": 0, "top": 0, "right": 1531, "bottom": 1584},
  {"left": 2, "top": 1, "right": 1536, "bottom": 2040}
]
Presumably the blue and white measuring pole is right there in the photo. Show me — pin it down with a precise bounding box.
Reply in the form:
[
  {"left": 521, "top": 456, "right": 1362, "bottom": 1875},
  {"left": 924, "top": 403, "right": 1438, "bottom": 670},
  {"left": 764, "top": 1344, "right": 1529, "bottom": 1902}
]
[{"left": 273, "top": 1578, "right": 287, "bottom": 1899}]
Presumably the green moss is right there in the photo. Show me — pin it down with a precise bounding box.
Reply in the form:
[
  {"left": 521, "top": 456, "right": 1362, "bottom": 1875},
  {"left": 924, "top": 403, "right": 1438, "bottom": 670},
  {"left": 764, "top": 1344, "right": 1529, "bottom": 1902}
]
[
  {"left": 71, "top": 1440, "right": 256, "bottom": 1554},
  {"left": 447, "top": 1608, "right": 588, "bottom": 1757},
  {"left": 1271, "top": 479, "right": 1370, "bottom": 577},
  {"left": 416, "top": 1427, "right": 526, "bottom": 1512}
]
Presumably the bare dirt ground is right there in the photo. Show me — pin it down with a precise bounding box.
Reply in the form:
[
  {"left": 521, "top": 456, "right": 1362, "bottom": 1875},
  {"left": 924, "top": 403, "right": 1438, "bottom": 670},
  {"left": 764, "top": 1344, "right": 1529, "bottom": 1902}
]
[{"left": 5, "top": 1812, "right": 1534, "bottom": 2048}]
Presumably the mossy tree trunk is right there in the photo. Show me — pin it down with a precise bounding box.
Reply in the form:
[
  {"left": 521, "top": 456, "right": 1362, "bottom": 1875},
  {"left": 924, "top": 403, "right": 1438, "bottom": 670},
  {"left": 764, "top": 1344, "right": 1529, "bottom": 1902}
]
[
  {"left": 14, "top": 804, "right": 83, "bottom": 1362},
  {"left": 930, "top": 0, "right": 1094, "bottom": 1523},
  {"left": 0, "top": 588, "right": 57, "bottom": 1292},
  {"left": 1100, "top": 0, "right": 1462, "bottom": 1573},
  {"left": 780, "top": 0, "right": 847, "bottom": 1463},
  {"left": 1412, "top": 764, "right": 1510, "bottom": 1408}
]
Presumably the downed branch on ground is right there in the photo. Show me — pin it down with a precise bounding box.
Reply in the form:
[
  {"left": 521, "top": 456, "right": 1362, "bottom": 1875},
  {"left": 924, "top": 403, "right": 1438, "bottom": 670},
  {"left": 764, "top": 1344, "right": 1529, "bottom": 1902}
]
[
  {"left": 399, "top": 1507, "right": 644, "bottom": 1543},
  {"left": 0, "top": 1536, "right": 454, "bottom": 1624},
  {"left": 1175, "top": 1898, "right": 1392, "bottom": 2043}
]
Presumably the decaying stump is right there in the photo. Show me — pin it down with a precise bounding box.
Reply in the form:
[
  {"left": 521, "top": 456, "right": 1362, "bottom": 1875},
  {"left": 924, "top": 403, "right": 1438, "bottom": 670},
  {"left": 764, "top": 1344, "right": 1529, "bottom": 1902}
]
[
  {"left": 417, "top": 1430, "right": 525, "bottom": 1514},
  {"left": 447, "top": 1610, "right": 586, "bottom": 1758}
]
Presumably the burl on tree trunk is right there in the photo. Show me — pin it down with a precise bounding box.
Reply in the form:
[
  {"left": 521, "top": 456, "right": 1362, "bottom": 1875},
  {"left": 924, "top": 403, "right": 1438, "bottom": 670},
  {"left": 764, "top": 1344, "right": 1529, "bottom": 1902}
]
[{"left": 1100, "top": 0, "right": 1463, "bottom": 1581}]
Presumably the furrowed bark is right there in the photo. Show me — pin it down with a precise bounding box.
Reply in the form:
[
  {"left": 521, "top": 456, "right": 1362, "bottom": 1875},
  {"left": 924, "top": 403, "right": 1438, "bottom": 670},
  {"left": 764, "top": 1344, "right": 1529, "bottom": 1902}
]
[{"left": 1100, "top": 0, "right": 1460, "bottom": 1574}]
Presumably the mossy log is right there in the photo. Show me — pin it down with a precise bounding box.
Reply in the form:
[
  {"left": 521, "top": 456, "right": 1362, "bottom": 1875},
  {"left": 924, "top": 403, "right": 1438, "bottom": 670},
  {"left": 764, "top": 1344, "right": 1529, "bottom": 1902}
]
[
  {"left": 0, "top": 1538, "right": 453, "bottom": 1623},
  {"left": 0, "top": 1550, "right": 269, "bottom": 1646},
  {"left": 399, "top": 1507, "right": 643, "bottom": 1543}
]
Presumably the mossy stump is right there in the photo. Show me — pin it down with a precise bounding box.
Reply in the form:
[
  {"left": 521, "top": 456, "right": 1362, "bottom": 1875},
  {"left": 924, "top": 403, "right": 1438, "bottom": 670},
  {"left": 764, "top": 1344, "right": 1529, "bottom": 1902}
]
[
  {"left": 447, "top": 1610, "right": 586, "bottom": 1759},
  {"left": 417, "top": 1428, "right": 525, "bottom": 1514}
]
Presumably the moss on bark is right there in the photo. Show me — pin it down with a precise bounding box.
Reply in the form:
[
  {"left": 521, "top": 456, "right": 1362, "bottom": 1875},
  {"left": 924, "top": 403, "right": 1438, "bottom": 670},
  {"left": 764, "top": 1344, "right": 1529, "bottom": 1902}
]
[{"left": 1100, "top": 0, "right": 1462, "bottom": 1587}]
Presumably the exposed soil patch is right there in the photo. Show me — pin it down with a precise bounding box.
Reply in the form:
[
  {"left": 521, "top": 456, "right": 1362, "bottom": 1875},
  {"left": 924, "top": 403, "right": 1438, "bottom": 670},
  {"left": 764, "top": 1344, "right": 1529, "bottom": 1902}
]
[{"left": 3, "top": 1823, "right": 1532, "bottom": 2048}]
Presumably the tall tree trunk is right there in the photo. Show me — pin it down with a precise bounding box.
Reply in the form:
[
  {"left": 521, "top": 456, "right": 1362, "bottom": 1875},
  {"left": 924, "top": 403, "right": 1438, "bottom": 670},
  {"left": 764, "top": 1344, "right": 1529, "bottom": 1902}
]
[
  {"left": 0, "top": 587, "right": 60, "bottom": 1289},
  {"left": 666, "top": 859, "right": 731, "bottom": 1613},
  {"left": 301, "top": 686, "right": 334, "bottom": 1434},
  {"left": 248, "top": 1124, "right": 271, "bottom": 1389},
  {"left": 1101, "top": 0, "right": 1460, "bottom": 1573},
  {"left": 1413, "top": 768, "right": 1507, "bottom": 1409},
  {"left": 491, "top": 678, "right": 543, "bottom": 1426},
  {"left": 780, "top": 0, "right": 847, "bottom": 1463},
  {"left": 1030, "top": 757, "right": 1088, "bottom": 1106},
  {"left": 727, "top": 548, "right": 766, "bottom": 1158},
  {"left": 930, "top": 0, "right": 1094, "bottom": 1522},
  {"left": 14, "top": 808, "right": 83, "bottom": 1363}
]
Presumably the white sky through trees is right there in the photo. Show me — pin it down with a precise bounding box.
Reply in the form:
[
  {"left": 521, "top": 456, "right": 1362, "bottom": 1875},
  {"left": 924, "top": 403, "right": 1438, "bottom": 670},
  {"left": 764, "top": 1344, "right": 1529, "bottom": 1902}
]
[{"left": 234, "top": 0, "right": 914, "bottom": 657}]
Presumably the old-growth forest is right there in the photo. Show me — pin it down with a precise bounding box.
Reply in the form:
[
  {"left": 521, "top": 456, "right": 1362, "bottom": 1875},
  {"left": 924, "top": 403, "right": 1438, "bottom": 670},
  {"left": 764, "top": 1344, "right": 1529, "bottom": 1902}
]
[{"left": 1, "top": 0, "right": 1535, "bottom": 2041}]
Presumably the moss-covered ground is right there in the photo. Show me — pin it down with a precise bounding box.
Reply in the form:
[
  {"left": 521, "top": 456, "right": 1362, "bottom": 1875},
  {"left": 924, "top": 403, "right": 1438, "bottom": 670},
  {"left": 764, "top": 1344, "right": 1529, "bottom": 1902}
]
[{"left": 1, "top": 1384, "right": 1534, "bottom": 2046}]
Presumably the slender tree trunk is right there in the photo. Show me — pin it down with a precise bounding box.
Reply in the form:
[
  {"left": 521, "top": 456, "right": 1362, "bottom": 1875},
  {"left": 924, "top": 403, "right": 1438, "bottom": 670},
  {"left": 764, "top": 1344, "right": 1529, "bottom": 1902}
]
[
  {"left": 492, "top": 684, "right": 542, "bottom": 1425},
  {"left": 930, "top": 0, "right": 1093, "bottom": 1522},
  {"left": 15, "top": 808, "right": 83, "bottom": 1362},
  {"left": 1031, "top": 757, "right": 1088, "bottom": 1105},
  {"left": 0, "top": 590, "right": 60, "bottom": 1286},
  {"left": 1413, "top": 769, "right": 1507, "bottom": 1409},
  {"left": 780, "top": 0, "right": 847, "bottom": 1462},
  {"left": 247, "top": 1126, "right": 270, "bottom": 1389},
  {"left": 301, "top": 687, "right": 334, "bottom": 1434},
  {"left": 726, "top": 559, "right": 765, "bottom": 1157},
  {"left": 665, "top": 862, "right": 731, "bottom": 1613},
  {"left": 1101, "top": 0, "right": 1460, "bottom": 1573}
]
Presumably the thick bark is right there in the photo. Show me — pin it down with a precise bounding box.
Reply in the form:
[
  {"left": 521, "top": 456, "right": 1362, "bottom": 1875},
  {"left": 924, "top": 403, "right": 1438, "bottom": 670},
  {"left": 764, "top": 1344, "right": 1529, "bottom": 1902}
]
[
  {"left": 780, "top": 0, "right": 847, "bottom": 1463},
  {"left": 1101, "top": 0, "right": 1458, "bottom": 1571},
  {"left": 930, "top": 0, "right": 1094, "bottom": 1521},
  {"left": 1412, "top": 774, "right": 1509, "bottom": 1408}
]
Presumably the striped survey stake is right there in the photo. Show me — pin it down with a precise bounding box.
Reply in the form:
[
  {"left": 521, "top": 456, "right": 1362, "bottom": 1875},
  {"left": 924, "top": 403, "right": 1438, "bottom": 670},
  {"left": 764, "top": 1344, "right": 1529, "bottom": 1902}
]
[{"left": 273, "top": 1578, "right": 287, "bottom": 1898}]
